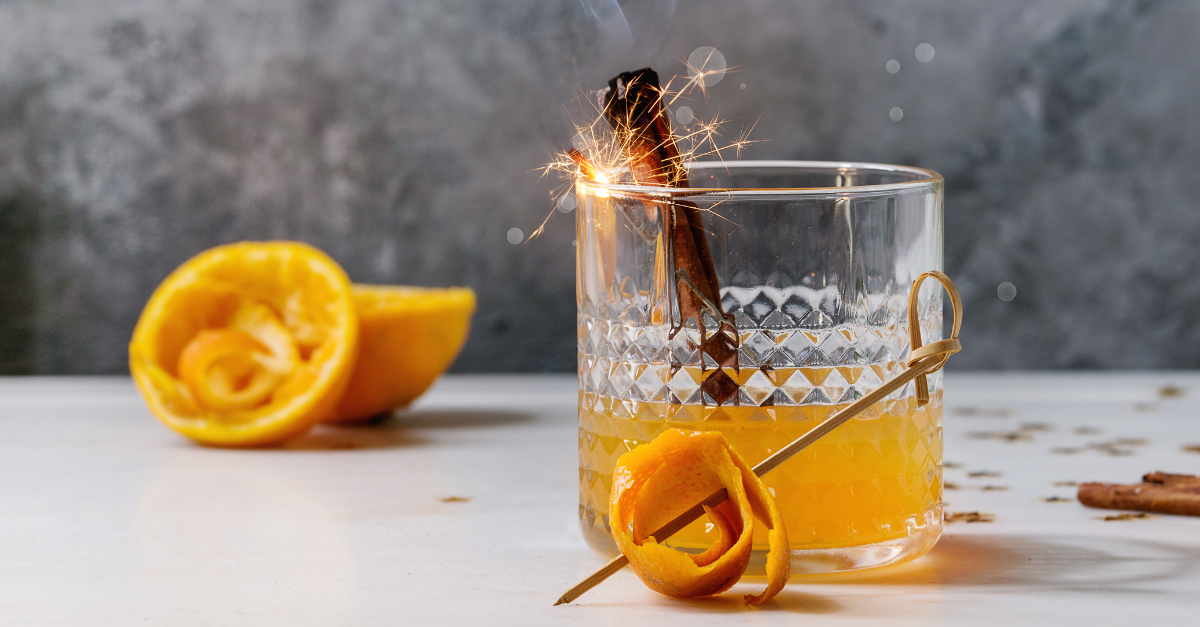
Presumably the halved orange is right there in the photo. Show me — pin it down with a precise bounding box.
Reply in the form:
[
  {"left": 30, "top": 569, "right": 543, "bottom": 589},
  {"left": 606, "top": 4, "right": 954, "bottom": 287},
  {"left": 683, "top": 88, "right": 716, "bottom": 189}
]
[
  {"left": 129, "top": 241, "right": 358, "bottom": 447},
  {"left": 326, "top": 285, "right": 476, "bottom": 423},
  {"left": 610, "top": 428, "right": 789, "bottom": 604}
]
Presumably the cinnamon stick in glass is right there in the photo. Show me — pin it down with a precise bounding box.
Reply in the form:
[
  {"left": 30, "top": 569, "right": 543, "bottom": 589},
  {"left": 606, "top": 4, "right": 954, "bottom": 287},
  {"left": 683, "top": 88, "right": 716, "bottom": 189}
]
[{"left": 599, "top": 68, "right": 738, "bottom": 401}]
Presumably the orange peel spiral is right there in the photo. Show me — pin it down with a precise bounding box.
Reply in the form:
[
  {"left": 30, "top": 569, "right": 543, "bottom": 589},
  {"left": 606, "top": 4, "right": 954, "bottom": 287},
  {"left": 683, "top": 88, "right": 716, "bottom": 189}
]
[{"left": 610, "top": 429, "right": 790, "bottom": 604}]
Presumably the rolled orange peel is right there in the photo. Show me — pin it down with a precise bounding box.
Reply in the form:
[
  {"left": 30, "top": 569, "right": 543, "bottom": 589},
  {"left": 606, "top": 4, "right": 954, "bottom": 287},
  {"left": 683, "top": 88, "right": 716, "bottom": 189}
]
[
  {"left": 176, "top": 303, "right": 300, "bottom": 412},
  {"left": 610, "top": 429, "right": 790, "bottom": 604}
]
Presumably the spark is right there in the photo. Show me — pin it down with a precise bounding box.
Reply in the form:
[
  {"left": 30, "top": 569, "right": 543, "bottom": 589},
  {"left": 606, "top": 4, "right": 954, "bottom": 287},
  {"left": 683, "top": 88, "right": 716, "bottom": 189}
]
[{"left": 530, "top": 66, "right": 764, "bottom": 241}]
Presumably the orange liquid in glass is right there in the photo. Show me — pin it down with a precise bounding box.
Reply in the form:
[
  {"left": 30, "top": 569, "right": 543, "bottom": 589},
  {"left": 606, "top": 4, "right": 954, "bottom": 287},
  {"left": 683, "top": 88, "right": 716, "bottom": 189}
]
[{"left": 578, "top": 375, "right": 942, "bottom": 555}]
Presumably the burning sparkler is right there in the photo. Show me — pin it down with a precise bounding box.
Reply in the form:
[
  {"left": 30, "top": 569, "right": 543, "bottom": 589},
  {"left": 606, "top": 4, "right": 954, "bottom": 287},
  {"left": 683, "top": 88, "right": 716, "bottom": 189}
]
[
  {"left": 537, "top": 60, "right": 757, "bottom": 206},
  {"left": 540, "top": 63, "right": 763, "bottom": 405}
]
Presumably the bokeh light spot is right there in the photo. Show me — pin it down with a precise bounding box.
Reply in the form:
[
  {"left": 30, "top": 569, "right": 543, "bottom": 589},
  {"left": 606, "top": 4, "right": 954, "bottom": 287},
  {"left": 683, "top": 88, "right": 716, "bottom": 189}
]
[
  {"left": 687, "top": 46, "right": 727, "bottom": 87},
  {"left": 998, "top": 282, "right": 1017, "bottom": 302},
  {"left": 676, "top": 106, "right": 695, "bottom": 125},
  {"left": 739, "top": 82, "right": 746, "bottom": 89},
  {"left": 889, "top": 106, "right": 904, "bottom": 121},
  {"left": 557, "top": 192, "right": 577, "bottom": 213},
  {"left": 886, "top": 59, "right": 900, "bottom": 74},
  {"left": 507, "top": 228, "right": 524, "bottom": 245},
  {"left": 916, "top": 43, "right": 935, "bottom": 63}
]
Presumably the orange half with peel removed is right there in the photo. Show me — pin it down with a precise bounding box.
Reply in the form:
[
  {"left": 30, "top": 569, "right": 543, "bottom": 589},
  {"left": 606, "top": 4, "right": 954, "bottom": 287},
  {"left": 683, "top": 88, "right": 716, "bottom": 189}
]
[
  {"left": 610, "top": 428, "right": 789, "bottom": 604},
  {"left": 129, "top": 241, "right": 358, "bottom": 447},
  {"left": 326, "top": 285, "right": 475, "bottom": 423}
]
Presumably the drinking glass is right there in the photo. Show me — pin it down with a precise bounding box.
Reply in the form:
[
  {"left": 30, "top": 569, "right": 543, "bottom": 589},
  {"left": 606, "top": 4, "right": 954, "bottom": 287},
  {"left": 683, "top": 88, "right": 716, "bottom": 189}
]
[{"left": 575, "top": 161, "right": 944, "bottom": 574}]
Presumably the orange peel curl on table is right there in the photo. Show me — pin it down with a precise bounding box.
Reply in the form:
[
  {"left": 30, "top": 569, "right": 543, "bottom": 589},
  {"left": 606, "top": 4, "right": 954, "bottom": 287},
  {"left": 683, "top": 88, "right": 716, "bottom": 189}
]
[{"left": 609, "top": 428, "right": 789, "bottom": 604}]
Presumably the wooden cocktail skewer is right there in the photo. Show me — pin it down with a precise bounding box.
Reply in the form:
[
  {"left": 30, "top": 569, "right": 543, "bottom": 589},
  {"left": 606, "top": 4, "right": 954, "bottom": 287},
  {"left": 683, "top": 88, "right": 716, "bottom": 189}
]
[{"left": 554, "top": 271, "right": 963, "bottom": 606}]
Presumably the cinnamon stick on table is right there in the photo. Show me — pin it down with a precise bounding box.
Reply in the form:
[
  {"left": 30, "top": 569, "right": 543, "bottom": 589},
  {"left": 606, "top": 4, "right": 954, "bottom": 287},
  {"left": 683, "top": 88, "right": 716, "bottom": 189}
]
[
  {"left": 599, "top": 68, "right": 739, "bottom": 403},
  {"left": 1077, "top": 471, "right": 1200, "bottom": 517}
]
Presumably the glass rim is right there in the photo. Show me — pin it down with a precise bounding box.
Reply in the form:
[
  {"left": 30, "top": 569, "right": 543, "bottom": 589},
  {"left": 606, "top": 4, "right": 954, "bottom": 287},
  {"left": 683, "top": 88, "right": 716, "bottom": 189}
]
[{"left": 583, "top": 159, "right": 943, "bottom": 198}]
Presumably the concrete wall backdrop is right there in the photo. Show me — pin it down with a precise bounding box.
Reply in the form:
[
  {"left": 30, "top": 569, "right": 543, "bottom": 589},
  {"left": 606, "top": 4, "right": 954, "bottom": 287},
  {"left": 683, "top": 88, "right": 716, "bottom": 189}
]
[{"left": 2, "top": 0, "right": 1199, "bottom": 374}]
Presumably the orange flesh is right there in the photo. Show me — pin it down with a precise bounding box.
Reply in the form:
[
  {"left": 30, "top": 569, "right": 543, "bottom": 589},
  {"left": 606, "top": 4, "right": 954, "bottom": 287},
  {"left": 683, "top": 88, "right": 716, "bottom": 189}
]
[
  {"left": 326, "top": 285, "right": 475, "bottom": 423},
  {"left": 129, "top": 242, "right": 357, "bottom": 446},
  {"left": 177, "top": 329, "right": 278, "bottom": 411}
]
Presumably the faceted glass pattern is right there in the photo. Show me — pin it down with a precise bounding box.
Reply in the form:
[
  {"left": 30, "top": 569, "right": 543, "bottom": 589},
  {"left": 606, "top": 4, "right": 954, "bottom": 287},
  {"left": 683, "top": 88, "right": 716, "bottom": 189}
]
[{"left": 576, "top": 161, "right": 945, "bottom": 573}]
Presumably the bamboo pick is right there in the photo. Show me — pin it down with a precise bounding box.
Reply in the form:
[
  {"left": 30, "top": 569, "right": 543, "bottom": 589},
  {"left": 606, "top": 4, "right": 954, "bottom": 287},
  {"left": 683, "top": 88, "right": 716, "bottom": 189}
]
[{"left": 554, "top": 271, "right": 963, "bottom": 606}]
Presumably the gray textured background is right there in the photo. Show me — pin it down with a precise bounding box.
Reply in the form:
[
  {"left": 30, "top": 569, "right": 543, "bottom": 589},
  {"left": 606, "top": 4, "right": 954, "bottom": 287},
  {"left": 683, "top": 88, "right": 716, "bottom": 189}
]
[{"left": 2, "top": 0, "right": 1199, "bottom": 374}]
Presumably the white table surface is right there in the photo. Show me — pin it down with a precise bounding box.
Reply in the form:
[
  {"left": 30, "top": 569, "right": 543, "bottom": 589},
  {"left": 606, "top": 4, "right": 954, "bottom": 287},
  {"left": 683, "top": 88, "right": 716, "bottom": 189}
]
[{"left": 2, "top": 373, "right": 1199, "bottom": 625}]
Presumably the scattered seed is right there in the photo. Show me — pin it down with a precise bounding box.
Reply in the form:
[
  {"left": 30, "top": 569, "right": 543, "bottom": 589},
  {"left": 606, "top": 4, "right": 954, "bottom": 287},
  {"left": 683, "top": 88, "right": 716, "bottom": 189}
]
[
  {"left": 441, "top": 496, "right": 472, "bottom": 503},
  {"left": 1100, "top": 512, "right": 1154, "bottom": 521},
  {"left": 967, "top": 470, "right": 1003, "bottom": 478},
  {"left": 1158, "top": 385, "right": 1184, "bottom": 399},
  {"left": 944, "top": 461, "right": 964, "bottom": 469},
  {"left": 1019, "top": 422, "right": 1052, "bottom": 432},
  {"left": 1053, "top": 440, "right": 1144, "bottom": 457},
  {"left": 1084, "top": 439, "right": 1144, "bottom": 457},
  {"left": 1073, "top": 426, "right": 1101, "bottom": 435},
  {"left": 1052, "top": 481, "right": 1079, "bottom": 487},
  {"left": 968, "top": 431, "right": 1031, "bottom": 442},
  {"left": 1183, "top": 445, "right": 1200, "bottom": 454},
  {"left": 953, "top": 407, "right": 1011, "bottom": 418},
  {"left": 945, "top": 511, "right": 994, "bottom": 523},
  {"left": 944, "top": 482, "right": 1010, "bottom": 491},
  {"left": 1040, "top": 496, "right": 1073, "bottom": 502}
]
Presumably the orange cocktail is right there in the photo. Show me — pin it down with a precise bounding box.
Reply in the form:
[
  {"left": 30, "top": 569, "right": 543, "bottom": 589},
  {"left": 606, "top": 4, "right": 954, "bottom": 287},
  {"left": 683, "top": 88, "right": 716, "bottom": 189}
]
[
  {"left": 578, "top": 371, "right": 943, "bottom": 571},
  {"left": 575, "top": 161, "right": 946, "bottom": 573}
]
